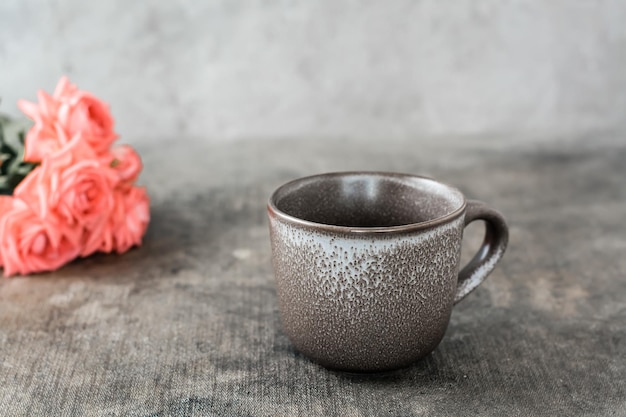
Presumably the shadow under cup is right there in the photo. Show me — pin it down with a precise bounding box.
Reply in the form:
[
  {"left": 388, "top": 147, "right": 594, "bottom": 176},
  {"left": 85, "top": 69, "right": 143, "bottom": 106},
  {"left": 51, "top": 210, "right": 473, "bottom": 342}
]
[
  {"left": 271, "top": 173, "right": 465, "bottom": 229},
  {"left": 268, "top": 172, "right": 508, "bottom": 373}
]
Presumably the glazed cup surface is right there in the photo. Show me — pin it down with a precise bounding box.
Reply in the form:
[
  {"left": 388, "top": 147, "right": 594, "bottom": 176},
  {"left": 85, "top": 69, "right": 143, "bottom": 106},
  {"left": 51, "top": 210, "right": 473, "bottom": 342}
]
[{"left": 268, "top": 172, "right": 508, "bottom": 372}]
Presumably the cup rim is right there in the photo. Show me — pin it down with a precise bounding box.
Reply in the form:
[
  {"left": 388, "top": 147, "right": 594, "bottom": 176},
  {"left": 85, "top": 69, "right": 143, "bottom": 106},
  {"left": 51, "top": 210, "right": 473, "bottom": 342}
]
[{"left": 267, "top": 171, "right": 467, "bottom": 234}]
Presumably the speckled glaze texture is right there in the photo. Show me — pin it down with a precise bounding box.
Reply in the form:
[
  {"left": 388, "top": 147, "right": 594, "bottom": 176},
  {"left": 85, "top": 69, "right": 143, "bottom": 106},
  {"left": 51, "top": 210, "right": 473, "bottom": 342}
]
[{"left": 268, "top": 172, "right": 508, "bottom": 372}]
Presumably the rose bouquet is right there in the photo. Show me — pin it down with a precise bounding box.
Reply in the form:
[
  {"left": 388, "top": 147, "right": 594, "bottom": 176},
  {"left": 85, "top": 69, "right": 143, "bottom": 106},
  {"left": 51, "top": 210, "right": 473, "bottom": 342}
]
[{"left": 0, "top": 77, "right": 149, "bottom": 276}]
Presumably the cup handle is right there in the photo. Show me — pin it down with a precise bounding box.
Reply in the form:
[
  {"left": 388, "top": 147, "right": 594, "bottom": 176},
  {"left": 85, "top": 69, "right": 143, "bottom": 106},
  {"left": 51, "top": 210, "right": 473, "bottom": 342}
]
[{"left": 454, "top": 200, "right": 509, "bottom": 304}]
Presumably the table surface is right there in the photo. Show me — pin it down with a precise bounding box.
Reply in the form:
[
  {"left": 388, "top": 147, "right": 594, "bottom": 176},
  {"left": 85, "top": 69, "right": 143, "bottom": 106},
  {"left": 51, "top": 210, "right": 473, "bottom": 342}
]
[{"left": 0, "top": 137, "right": 624, "bottom": 417}]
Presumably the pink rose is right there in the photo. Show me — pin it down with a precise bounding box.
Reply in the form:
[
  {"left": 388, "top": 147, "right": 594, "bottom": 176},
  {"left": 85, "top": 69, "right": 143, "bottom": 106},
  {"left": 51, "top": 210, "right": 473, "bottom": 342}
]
[
  {"left": 100, "top": 186, "right": 150, "bottom": 254},
  {"left": 18, "top": 92, "right": 65, "bottom": 162},
  {"left": 109, "top": 145, "right": 143, "bottom": 188},
  {"left": 14, "top": 135, "right": 117, "bottom": 250},
  {"left": 0, "top": 196, "right": 13, "bottom": 215},
  {"left": 18, "top": 76, "right": 117, "bottom": 161},
  {"left": 58, "top": 91, "right": 117, "bottom": 154},
  {"left": 8, "top": 77, "right": 150, "bottom": 275},
  {"left": 0, "top": 199, "right": 81, "bottom": 277}
]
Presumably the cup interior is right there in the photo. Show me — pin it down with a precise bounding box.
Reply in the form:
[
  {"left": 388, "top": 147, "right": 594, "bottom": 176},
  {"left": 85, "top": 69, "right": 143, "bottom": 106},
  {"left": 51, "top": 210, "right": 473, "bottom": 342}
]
[{"left": 270, "top": 172, "right": 465, "bottom": 228}]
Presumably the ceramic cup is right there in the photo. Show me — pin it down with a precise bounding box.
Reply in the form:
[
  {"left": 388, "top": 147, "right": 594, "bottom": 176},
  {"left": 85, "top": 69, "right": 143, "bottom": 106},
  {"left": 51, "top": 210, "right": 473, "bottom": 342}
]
[{"left": 268, "top": 172, "right": 508, "bottom": 372}]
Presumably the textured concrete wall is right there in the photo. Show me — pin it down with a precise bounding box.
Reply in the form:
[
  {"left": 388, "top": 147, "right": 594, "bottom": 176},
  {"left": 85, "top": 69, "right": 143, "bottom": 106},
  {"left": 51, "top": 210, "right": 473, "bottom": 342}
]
[{"left": 1, "top": 0, "right": 625, "bottom": 144}]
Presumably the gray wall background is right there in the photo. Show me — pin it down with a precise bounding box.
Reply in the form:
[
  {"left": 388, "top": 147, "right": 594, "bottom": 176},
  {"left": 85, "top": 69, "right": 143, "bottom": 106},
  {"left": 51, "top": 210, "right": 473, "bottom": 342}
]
[{"left": 1, "top": 0, "right": 625, "bottom": 145}]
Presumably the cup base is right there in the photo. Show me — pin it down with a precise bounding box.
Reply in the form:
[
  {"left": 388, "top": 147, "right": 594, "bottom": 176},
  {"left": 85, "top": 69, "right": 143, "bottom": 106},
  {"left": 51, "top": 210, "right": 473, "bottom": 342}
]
[
  {"left": 328, "top": 365, "right": 414, "bottom": 379},
  {"left": 300, "top": 349, "right": 433, "bottom": 375}
]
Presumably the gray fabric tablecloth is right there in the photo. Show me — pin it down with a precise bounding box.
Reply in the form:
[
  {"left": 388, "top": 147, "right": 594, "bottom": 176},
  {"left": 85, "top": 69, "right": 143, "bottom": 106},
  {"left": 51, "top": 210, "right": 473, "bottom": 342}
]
[{"left": 0, "top": 137, "right": 624, "bottom": 416}]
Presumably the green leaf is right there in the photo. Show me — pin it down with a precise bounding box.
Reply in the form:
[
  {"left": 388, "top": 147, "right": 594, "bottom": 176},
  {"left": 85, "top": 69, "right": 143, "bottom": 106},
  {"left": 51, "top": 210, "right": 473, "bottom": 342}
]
[{"left": 0, "top": 113, "right": 37, "bottom": 195}]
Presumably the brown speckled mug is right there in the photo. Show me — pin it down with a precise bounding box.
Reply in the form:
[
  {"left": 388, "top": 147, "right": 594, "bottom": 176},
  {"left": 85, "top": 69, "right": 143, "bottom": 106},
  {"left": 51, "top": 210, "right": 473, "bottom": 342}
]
[{"left": 268, "top": 172, "right": 508, "bottom": 372}]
